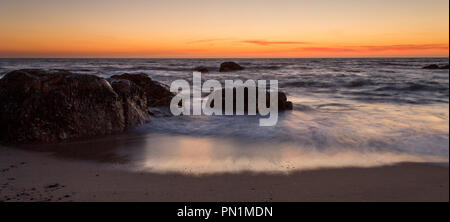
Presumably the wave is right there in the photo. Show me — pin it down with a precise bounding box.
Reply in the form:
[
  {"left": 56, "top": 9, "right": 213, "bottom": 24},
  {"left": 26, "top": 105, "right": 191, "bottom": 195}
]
[
  {"left": 376, "top": 62, "right": 412, "bottom": 66},
  {"left": 1, "top": 58, "right": 448, "bottom": 106},
  {"left": 282, "top": 80, "right": 335, "bottom": 88},
  {"left": 316, "top": 103, "right": 356, "bottom": 112},
  {"left": 374, "top": 82, "right": 449, "bottom": 92}
]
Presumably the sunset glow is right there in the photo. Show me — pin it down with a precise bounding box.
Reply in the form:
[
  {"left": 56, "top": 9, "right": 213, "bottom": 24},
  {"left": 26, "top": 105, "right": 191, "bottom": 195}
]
[{"left": 0, "top": 0, "right": 448, "bottom": 58}]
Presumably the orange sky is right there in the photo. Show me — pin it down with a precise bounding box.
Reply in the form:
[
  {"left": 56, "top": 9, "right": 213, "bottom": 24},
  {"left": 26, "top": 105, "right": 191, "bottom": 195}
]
[{"left": 0, "top": 0, "right": 448, "bottom": 58}]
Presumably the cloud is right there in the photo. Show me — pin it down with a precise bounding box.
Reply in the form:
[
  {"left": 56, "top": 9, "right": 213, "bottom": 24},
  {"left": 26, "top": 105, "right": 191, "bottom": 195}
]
[
  {"left": 241, "top": 40, "right": 311, "bottom": 46},
  {"left": 361, "top": 44, "right": 449, "bottom": 51},
  {"left": 298, "top": 47, "right": 356, "bottom": 52},
  {"left": 297, "top": 44, "right": 449, "bottom": 53},
  {"left": 186, "top": 38, "right": 230, "bottom": 44}
]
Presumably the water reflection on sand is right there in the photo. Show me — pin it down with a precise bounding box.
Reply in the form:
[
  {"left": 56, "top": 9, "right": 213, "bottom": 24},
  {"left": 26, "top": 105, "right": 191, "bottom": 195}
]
[
  {"left": 122, "top": 134, "right": 445, "bottom": 174},
  {"left": 14, "top": 101, "right": 449, "bottom": 175}
]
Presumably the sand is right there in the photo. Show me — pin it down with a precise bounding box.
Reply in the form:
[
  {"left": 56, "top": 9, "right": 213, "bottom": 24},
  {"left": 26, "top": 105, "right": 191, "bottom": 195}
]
[{"left": 0, "top": 147, "right": 448, "bottom": 202}]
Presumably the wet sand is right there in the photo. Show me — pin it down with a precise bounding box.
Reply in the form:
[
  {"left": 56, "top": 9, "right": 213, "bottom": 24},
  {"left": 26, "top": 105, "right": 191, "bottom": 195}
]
[{"left": 0, "top": 147, "right": 448, "bottom": 202}]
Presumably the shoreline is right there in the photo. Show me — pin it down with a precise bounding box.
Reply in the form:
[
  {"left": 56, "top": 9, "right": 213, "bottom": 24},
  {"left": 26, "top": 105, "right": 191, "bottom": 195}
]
[{"left": 0, "top": 147, "right": 448, "bottom": 202}]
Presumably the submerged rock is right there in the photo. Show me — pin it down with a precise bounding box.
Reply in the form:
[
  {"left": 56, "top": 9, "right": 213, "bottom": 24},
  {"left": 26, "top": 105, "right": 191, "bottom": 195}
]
[
  {"left": 422, "top": 64, "right": 449, "bottom": 69},
  {"left": 193, "top": 66, "right": 209, "bottom": 73},
  {"left": 347, "top": 79, "right": 373, "bottom": 88},
  {"left": 207, "top": 87, "right": 293, "bottom": 113},
  {"left": 219, "top": 62, "right": 244, "bottom": 72},
  {"left": 0, "top": 69, "right": 173, "bottom": 143}
]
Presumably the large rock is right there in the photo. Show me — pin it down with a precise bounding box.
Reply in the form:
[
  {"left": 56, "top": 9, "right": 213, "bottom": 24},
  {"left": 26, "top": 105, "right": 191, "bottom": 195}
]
[
  {"left": 110, "top": 73, "right": 174, "bottom": 107},
  {"left": 207, "top": 87, "right": 293, "bottom": 113},
  {"left": 219, "top": 62, "right": 244, "bottom": 72},
  {"left": 422, "top": 64, "right": 449, "bottom": 69},
  {"left": 0, "top": 69, "right": 173, "bottom": 143}
]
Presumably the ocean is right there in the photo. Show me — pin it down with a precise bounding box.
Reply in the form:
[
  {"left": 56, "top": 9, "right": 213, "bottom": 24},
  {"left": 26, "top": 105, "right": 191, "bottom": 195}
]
[{"left": 1, "top": 58, "right": 448, "bottom": 174}]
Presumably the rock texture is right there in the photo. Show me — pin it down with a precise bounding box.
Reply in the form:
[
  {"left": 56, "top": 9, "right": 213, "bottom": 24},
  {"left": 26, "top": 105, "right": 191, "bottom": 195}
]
[
  {"left": 108, "top": 79, "right": 149, "bottom": 127},
  {"left": 208, "top": 87, "right": 293, "bottom": 113},
  {"left": 219, "top": 62, "right": 244, "bottom": 72},
  {"left": 0, "top": 69, "right": 173, "bottom": 143},
  {"left": 109, "top": 73, "right": 174, "bottom": 107}
]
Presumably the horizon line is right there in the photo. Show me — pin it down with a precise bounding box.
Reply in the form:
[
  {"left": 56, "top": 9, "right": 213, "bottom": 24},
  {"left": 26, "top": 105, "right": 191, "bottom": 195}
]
[{"left": 0, "top": 56, "right": 449, "bottom": 59}]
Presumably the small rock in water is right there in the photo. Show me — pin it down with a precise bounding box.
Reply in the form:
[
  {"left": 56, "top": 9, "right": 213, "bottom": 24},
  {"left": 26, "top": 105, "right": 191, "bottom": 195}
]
[
  {"left": 207, "top": 86, "right": 293, "bottom": 113},
  {"left": 422, "top": 64, "right": 449, "bottom": 69},
  {"left": 219, "top": 61, "right": 244, "bottom": 72},
  {"left": 193, "top": 66, "right": 209, "bottom": 73}
]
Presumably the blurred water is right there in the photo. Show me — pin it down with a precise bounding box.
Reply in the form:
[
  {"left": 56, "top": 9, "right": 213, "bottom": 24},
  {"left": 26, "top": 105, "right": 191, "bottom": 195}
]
[{"left": 2, "top": 58, "right": 449, "bottom": 174}]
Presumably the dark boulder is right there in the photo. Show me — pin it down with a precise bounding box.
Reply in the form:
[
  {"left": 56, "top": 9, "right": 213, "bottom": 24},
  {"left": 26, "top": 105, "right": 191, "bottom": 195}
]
[
  {"left": 109, "top": 73, "right": 174, "bottom": 107},
  {"left": 207, "top": 87, "right": 293, "bottom": 114},
  {"left": 219, "top": 62, "right": 244, "bottom": 72},
  {"left": 422, "top": 64, "right": 449, "bottom": 69},
  {"left": 422, "top": 64, "right": 439, "bottom": 69},
  {"left": 0, "top": 69, "right": 173, "bottom": 143},
  {"left": 0, "top": 69, "right": 129, "bottom": 143}
]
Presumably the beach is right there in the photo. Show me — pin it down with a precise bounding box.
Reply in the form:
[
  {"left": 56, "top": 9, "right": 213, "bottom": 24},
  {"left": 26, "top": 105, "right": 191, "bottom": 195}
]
[
  {"left": 0, "top": 147, "right": 447, "bottom": 202},
  {"left": 0, "top": 58, "right": 449, "bottom": 202},
  {"left": 0, "top": 0, "right": 448, "bottom": 206}
]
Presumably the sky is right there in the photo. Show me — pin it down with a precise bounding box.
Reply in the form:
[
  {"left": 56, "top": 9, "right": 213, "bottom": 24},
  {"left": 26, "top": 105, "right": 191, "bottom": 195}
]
[{"left": 0, "top": 0, "right": 448, "bottom": 58}]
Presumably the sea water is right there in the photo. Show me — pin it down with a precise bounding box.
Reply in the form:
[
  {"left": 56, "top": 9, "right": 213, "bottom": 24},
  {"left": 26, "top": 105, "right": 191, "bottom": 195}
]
[{"left": 1, "top": 58, "right": 448, "bottom": 174}]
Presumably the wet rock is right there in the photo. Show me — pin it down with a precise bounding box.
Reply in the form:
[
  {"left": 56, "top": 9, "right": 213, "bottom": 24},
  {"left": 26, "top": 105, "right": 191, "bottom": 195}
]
[
  {"left": 219, "top": 62, "right": 244, "bottom": 72},
  {"left": 148, "top": 107, "right": 172, "bottom": 117},
  {"left": 110, "top": 73, "right": 174, "bottom": 107},
  {"left": 108, "top": 79, "right": 150, "bottom": 127},
  {"left": 423, "top": 64, "right": 439, "bottom": 69},
  {"left": 207, "top": 86, "right": 293, "bottom": 113},
  {"left": 0, "top": 69, "right": 126, "bottom": 143},
  {"left": 0, "top": 69, "right": 172, "bottom": 143}
]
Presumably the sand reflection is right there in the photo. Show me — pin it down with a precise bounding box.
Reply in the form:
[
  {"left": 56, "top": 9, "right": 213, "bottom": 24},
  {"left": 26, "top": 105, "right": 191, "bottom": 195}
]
[{"left": 128, "top": 134, "right": 446, "bottom": 175}]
